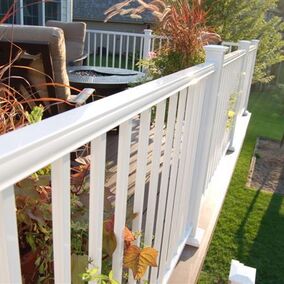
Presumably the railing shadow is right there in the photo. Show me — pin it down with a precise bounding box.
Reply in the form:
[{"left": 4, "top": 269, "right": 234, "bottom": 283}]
[{"left": 236, "top": 163, "right": 284, "bottom": 283}]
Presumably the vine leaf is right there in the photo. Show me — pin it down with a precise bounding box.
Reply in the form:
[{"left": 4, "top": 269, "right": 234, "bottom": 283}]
[
  {"left": 103, "top": 219, "right": 117, "bottom": 257},
  {"left": 124, "top": 245, "right": 158, "bottom": 280},
  {"left": 124, "top": 227, "right": 135, "bottom": 249},
  {"left": 102, "top": 217, "right": 136, "bottom": 256}
]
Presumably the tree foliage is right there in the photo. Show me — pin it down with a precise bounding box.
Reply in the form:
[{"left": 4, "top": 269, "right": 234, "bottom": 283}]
[{"left": 204, "top": 0, "right": 284, "bottom": 83}]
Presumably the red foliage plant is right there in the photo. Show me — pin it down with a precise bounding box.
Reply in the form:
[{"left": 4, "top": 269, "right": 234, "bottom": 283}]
[{"left": 105, "top": 0, "right": 221, "bottom": 73}]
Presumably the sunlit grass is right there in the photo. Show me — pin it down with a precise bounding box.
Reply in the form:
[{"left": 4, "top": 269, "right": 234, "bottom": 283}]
[
  {"left": 199, "top": 87, "right": 284, "bottom": 283},
  {"left": 87, "top": 53, "right": 140, "bottom": 71}
]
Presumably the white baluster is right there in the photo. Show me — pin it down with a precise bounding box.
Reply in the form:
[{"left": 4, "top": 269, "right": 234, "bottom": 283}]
[
  {"left": 112, "top": 120, "right": 132, "bottom": 282},
  {"left": 51, "top": 155, "right": 71, "bottom": 283},
  {"left": 88, "top": 135, "right": 107, "bottom": 275},
  {"left": 0, "top": 186, "right": 22, "bottom": 283}
]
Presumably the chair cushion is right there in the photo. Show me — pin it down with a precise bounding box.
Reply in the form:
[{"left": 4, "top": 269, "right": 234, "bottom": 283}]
[
  {"left": 46, "top": 21, "right": 86, "bottom": 64},
  {"left": 0, "top": 24, "right": 71, "bottom": 101}
]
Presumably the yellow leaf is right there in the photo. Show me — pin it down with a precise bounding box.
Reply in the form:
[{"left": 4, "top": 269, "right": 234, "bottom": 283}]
[
  {"left": 124, "top": 245, "right": 140, "bottom": 276},
  {"left": 124, "top": 227, "right": 135, "bottom": 244},
  {"left": 124, "top": 245, "right": 158, "bottom": 280},
  {"left": 140, "top": 247, "right": 158, "bottom": 267},
  {"left": 103, "top": 219, "right": 117, "bottom": 257}
]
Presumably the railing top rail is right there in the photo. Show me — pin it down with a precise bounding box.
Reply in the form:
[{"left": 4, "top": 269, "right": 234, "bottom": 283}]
[
  {"left": 249, "top": 45, "right": 257, "bottom": 52},
  {"left": 0, "top": 62, "right": 214, "bottom": 191},
  {"left": 152, "top": 35, "right": 169, "bottom": 40},
  {"left": 222, "top": 41, "right": 239, "bottom": 47},
  {"left": 223, "top": 49, "right": 246, "bottom": 66},
  {"left": 86, "top": 29, "right": 145, "bottom": 38},
  {"left": 86, "top": 29, "right": 168, "bottom": 40}
]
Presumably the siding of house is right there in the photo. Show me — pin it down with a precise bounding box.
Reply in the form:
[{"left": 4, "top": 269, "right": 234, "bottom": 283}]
[{"left": 83, "top": 20, "right": 150, "bottom": 34}]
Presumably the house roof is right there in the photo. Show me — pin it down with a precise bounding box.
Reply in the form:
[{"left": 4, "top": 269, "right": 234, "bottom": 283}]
[{"left": 73, "top": 0, "right": 157, "bottom": 25}]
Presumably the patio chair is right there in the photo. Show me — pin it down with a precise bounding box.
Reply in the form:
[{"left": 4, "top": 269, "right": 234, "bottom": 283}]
[
  {"left": 46, "top": 20, "right": 88, "bottom": 66},
  {"left": 0, "top": 24, "right": 94, "bottom": 117}
]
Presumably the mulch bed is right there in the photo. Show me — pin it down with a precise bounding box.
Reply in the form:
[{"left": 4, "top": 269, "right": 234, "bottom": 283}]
[{"left": 247, "top": 137, "right": 284, "bottom": 194}]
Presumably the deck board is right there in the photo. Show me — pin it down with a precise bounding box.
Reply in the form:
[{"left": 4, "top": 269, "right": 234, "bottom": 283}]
[{"left": 104, "top": 117, "right": 166, "bottom": 225}]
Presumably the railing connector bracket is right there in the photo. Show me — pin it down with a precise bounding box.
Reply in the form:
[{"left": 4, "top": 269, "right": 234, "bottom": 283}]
[
  {"left": 227, "top": 146, "right": 236, "bottom": 153},
  {"left": 186, "top": 227, "right": 205, "bottom": 248}
]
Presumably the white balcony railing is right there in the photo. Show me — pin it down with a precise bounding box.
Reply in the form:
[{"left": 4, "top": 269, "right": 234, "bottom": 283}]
[
  {"left": 85, "top": 29, "right": 169, "bottom": 71},
  {"left": 85, "top": 29, "right": 246, "bottom": 73},
  {"left": 0, "top": 40, "right": 258, "bottom": 283}
]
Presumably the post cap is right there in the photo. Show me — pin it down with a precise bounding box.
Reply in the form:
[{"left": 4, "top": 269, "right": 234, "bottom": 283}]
[
  {"left": 204, "top": 45, "right": 229, "bottom": 54},
  {"left": 251, "top": 39, "right": 260, "bottom": 46},
  {"left": 238, "top": 40, "right": 251, "bottom": 44},
  {"left": 143, "top": 29, "right": 153, "bottom": 35},
  {"left": 238, "top": 40, "right": 251, "bottom": 50}
]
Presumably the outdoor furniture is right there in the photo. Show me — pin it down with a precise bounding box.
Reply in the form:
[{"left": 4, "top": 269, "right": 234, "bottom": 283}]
[
  {"left": 67, "top": 66, "right": 145, "bottom": 98},
  {"left": 0, "top": 24, "right": 94, "bottom": 117},
  {"left": 46, "top": 20, "right": 88, "bottom": 66}
]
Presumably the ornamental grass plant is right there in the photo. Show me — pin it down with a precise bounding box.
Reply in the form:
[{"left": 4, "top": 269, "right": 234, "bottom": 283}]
[{"left": 105, "top": 0, "right": 221, "bottom": 76}]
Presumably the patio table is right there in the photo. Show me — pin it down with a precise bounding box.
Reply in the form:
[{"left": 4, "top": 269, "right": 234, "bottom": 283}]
[{"left": 67, "top": 66, "right": 145, "bottom": 97}]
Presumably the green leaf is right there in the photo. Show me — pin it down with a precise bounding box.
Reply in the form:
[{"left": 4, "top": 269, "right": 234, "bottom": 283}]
[
  {"left": 71, "top": 254, "right": 88, "bottom": 284},
  {"left": 25, "top": 105, "right": 44, "bottom": 124},
  {"left": 25, "top": 233, "right": 36, "bottom": 251},
  {"left": 108, "top": 270, "right": 113, "bottom": 280}
]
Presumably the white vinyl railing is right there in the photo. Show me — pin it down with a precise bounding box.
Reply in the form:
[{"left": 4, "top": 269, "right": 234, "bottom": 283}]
[
  {"left": 222, "top": 41, "right": 239, "bottom": 52},
  {"left": 86, "top": 29, "right": 168, "bottom": 71},
  {"left": 0, "top": 41, "right": 258, "bottom": 284}
]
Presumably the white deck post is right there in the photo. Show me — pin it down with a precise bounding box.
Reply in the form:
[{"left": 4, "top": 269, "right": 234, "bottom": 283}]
[
  {"left": 187, "top": 45, "right": 228, "bottom": 247},
  {"left": 243, "top": 40, "right": 259, "bottom": 113},
  {"left": 229, "top": 260, "right": 256, "bottom": 284},
  {"left": 238, "top": 40, "right": 252, "bottom": 115},
  {"left": 228, "top": 40, "right": 251, "bottom": 151},
  {"left": 143, "top": 29, "right": 152, "bottom": 60}
]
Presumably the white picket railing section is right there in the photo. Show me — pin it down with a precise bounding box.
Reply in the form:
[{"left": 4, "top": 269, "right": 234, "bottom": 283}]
[
  {"left": 222, "top": 41, "right": 239, "bottom": 52},
  {"left": 0, "top": 41, "right": 258, "bottom": 284},
  {"left": 86, "top": 29, "right": 168, "bottom": 71}
]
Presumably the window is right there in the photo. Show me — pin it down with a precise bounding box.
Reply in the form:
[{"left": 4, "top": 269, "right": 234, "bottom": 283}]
[
  {"left": 0, "top": 0, "right": 62, "bottom": 25},
  {"left": 45, "top": 0, "right": 61, "bottom": 22},
  {"left": 23, "top": 0, "right": 41, "bottom": 25},
  {"left": 0, "top": 0, "right": 17, "bottom": 24}
]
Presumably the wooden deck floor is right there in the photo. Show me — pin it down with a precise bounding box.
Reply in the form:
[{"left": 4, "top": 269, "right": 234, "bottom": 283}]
[
  {"left": 104, "top": 117, "right": 166, "bottom": 222},
  {"left": 77, "top": 116, "right": 166, "bottom": 223}
]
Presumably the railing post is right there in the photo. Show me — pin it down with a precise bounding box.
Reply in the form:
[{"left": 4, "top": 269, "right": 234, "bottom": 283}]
[
  {"left": 187, "top": 45, "right": 228, "bottom": 247},
  {"left": 237, "top": 40, "right": 252, "bottom": 116},
  {"left": 237, "top": 40, "right": 251, "bottom": 116},
  {"left": 227, "top": 40, "right": 251, "bottom": 152},
  {"left": 143, "top": 29, "right": 152, "bottom": 60},
  {"left": 243, "top": 40, "right": 259, "bottom": 114}
]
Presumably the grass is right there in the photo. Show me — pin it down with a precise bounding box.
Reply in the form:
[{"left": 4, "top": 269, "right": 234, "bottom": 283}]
[
  {"left": 198, "top": 87, "right": 284, "bottom": 283},
  {"left": 88, "top": 53, "right": 140, "bottom": 71}
]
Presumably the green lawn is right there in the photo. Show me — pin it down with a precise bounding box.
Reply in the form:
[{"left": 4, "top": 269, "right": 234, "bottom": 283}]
[
  {"left": 199, "top": 87, "right": 284, "bottom": 283},
  {"left": 88, "top": 53, "right": 140, "bottom": 71}
]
